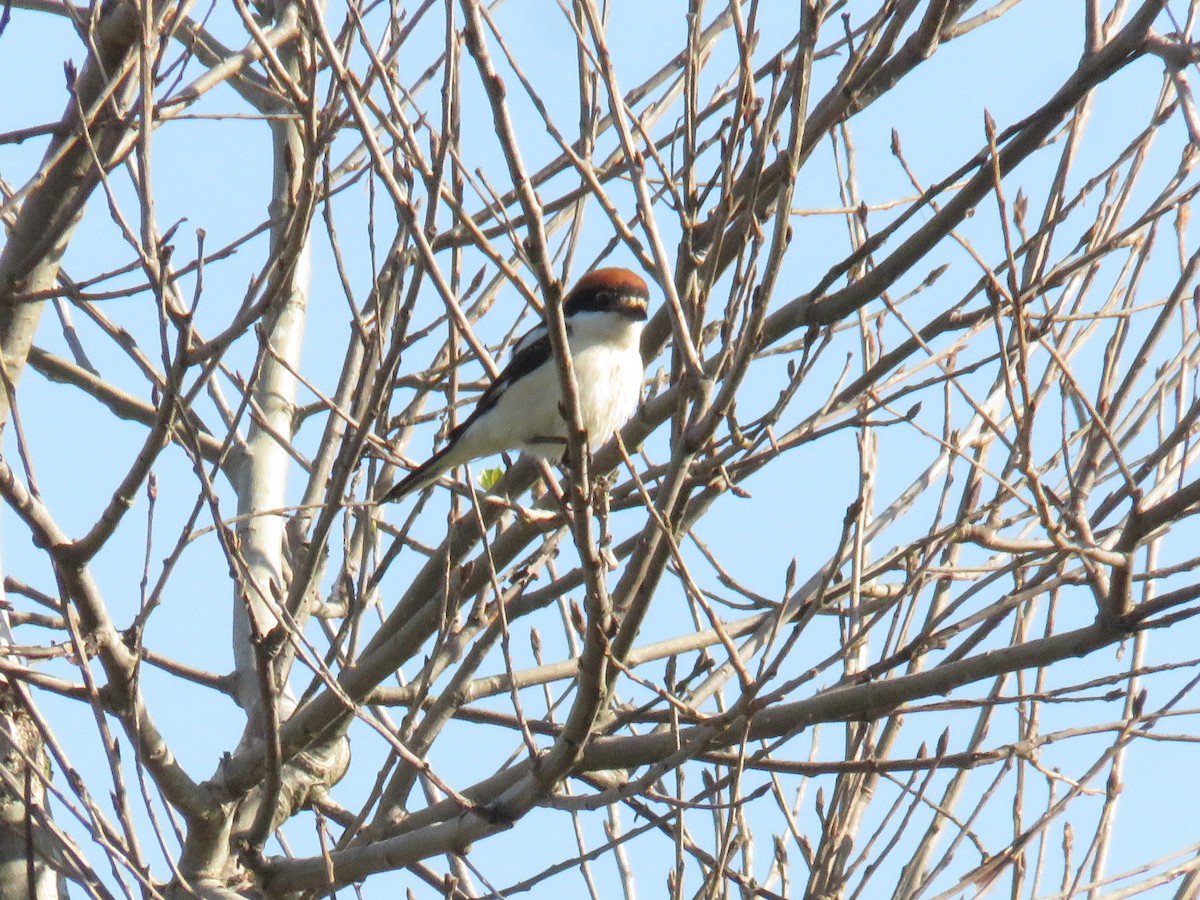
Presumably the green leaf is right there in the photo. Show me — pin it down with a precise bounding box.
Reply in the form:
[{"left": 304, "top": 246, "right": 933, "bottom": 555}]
[{"left": 478, "top": 466, "right": 504, "bottom": 491}]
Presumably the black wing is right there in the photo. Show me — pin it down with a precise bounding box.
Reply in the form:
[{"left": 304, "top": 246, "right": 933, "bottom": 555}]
[{"left": 446, "top": 323, "right": 562, "bottom": 442}]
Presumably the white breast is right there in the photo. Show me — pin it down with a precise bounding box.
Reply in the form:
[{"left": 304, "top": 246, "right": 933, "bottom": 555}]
[{"left": 524, "top": 310, "right": 645, "bottom": 456}]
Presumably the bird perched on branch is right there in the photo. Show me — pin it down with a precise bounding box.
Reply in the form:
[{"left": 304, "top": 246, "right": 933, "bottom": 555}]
[{"left": 381, "top": 267, "right": 650, "bottom": 503}]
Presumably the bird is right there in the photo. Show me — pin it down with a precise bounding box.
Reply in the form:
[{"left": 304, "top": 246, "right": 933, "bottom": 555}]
[{"left": 381, "top": 267, "right": 650, "bottom": 503}]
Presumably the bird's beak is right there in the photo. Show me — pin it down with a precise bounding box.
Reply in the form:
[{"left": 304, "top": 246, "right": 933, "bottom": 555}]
[{"left": 625, "top": 296, "right": 649, "bottom": 321}]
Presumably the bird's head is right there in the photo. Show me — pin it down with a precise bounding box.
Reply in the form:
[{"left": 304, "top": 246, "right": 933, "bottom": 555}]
[{"left": 563, "top": 267, "right": 650, "bottom": 323}]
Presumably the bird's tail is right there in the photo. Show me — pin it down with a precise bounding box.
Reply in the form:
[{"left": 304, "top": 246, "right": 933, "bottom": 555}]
[{"left": 378, "top": 443, "right": 459, "bottom": 503}]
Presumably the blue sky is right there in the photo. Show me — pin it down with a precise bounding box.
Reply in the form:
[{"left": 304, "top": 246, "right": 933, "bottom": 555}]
[{"left": 2, "top": 1, "right": 1199, "bottom": 896}]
